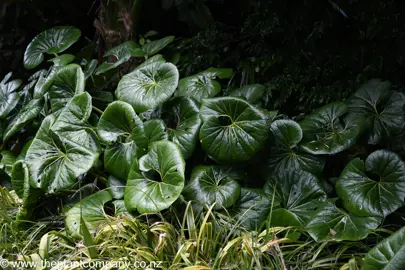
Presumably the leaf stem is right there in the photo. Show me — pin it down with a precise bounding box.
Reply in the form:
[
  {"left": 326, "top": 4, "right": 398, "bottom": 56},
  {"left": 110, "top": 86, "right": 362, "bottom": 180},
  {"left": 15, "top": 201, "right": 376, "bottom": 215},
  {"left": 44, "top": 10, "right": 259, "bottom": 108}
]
[{"left": 92, "top": 106, "right": 104, "bottom": 115}]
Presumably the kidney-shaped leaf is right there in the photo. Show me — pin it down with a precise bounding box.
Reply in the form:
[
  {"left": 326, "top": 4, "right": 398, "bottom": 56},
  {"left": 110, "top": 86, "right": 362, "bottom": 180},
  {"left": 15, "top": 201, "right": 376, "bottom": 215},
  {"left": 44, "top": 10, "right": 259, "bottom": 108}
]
[
  {"left": 305, "top": 200, "right": 381, "bottom": 242},
  {"left": 124, "top": 140, "right": 185, "bottom": 213},
  {"left": 199, "top": 97, "right": 269, "bottom": 163},
  {"left": 24, "top": 26, "right": 81, "bottom": 69},
  {"left": 336, "top": 150, "right": 405, "bottom": 217},
  {"left": 266, "top": 120, "right": 325, "bottom": 175},
  {"left": 230, "top": 188, "right": 271, "bottom": 231},
  {"left": 49, "top": 64, "right": 85, "bottom": 116},
  {"left": 116, "top": 61, "right": 179, "bottom": 113},
  {"left": 264, "top": 170, "right": 327, "bottom": 228},
  {"left": 347, "top": 79, "right": 405, "bottom": 144},
  {"left": 299, "top": 102, "right": 365, "bottom": 155},
  {"left": 25, "top": 115, "right": 100, "bottom": 194},
  {"left": 66, "top": 190, "right": 113, "bottom": 235},
  {"left": 162, "top": 97, "right": 201, "bottom": 158},
  {"left": 183, "top": 166, "right": 243, "bottom": 210},
  {"left": 364, "top": 226, "right": 405, "bottom": 270}
]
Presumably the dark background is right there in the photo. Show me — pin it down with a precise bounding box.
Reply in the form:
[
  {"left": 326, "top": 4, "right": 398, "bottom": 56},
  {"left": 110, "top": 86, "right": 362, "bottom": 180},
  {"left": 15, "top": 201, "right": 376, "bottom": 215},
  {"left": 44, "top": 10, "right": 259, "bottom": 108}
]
[{"left": 2, "top": 0, "right": 405, "bottom": 115}]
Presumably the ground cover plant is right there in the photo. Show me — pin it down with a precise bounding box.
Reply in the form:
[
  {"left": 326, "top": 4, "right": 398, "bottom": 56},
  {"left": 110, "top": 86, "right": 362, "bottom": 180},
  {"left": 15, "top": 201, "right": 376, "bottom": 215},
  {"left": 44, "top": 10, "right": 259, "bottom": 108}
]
[{"left": 1, "top": 25, "right": 405, "bottom": 270}]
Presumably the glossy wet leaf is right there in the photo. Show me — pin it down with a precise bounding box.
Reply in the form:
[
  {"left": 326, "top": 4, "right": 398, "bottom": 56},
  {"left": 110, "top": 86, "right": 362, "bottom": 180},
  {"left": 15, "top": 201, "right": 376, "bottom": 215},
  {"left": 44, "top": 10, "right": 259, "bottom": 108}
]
[
  {"left": 183, "top": 166, "right": 243, "bottom": 209},
  {"left": 264, "top": 170, "right": 327, "bottom": 227},
  {"left": 229, "top": 84, "right": 266, "bottom": 104},
  {"left": 364, "top": 226, "right": 405, "bottom": 270},
  {"left": 144, "top": 119, "right": 168, "bottom": 144},
  {"left": 95, "top": 41, "right": 141, "bottom": 75},
  {"left": 0, "top": 74, "right": 22, "bottom": 118},
  {"left": 66, "top": 190, "right": 113, "bottom": 235},
  {"left": 25, "top": 115, "right": 99, "bottom": 194},
  {"left": 104, "top": 142, "right": 137, "bottom": 180},
  {"left": 266, "top": 120, "right": 325, "bottom": 175},
  {"left": 107, "top": 176, "right": 125, "bottom": 200},
  {"left": 48, "top": 54, "right": 75, "bottom": 67},
  {"left": 142, "top": 36, "right": 174, "bottom": 56},
  {"left": 199, "top": 97, "right": 269, "bottom": 163},
  {"left": 202, "top": 68, "right": 233, "bottom": 79},
  {"left": 177, "top": 73, "right": 221, "bottom": 102},
  {"left": 230, "top": 188, "right": 271, "bottom": 230},
  {"left": 3, "top": 98, "right": 44, "bottom": 142},
  {"left": 347, "top": 79, "right": 405, "bottom": 144},
  {"left": 97, "top": 101, "right": 143, "bottom": 143},
  {"left": 305, "top": 200, "right": 381, "bottom": 242},
  {"left": 161, "top": 97, "right": 201, "bottom": 158},
  {"left": 24, "top": 26, "right": 81, "bottom": 69},
  {"left": 49, "top": 64, "right": 85, "bottom": 116},
  {"left": 116, "top": 61, "right": 179, "bottom": 113},
  {"left": 125, "top": 140, "right": 185, "bottom": 213},
  {"left": 299, "top": 102, "right": 365, "bottom": 155},
  {"left": 336, "top": 150, "right": 405, "bottom": 217}
]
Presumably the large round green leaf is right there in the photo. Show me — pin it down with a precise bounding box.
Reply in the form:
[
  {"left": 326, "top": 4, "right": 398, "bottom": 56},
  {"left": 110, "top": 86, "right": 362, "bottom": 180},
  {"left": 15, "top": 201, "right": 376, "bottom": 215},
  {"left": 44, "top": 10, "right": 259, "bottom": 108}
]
[
  {"left": 24, "top": 26, "right": 81, "bottom": 69},
  {"left": 305, "top": 200, "right": 381, "bottom": 242},
  {"left": 264, "top": 170, "right": 327, "bottom": 228},
  {"left": 107, "top": 176, "right": 125, "bottom": 200},
  {"left": 124, "top": 140, "right": 185, "bottom": 213},
  {"left": 97, "top": 101, "right": 143, "bottom": 143},
  {"left": 3, "top": 98, "right": 44, "bottom": 142},
  {"left": 229, "top": 84, "right": 266, "bottom": 104},
  {"left": 230, "top": 188, "right": 271, "bottom": 230},
  {"left": 183, "top": 166, "right": 243, "bottom": 210},
  {"left": 161, "top": 97, "right": 201, "bottom": 158},
  {"left": 26, "top": 113, "right": 99, "bottom": 194},
  {"left": 299, "top": 102, "right": 365, "bottom": 155},
  {"left": 66, "top": 190, "right": 113, "bottom": 235},
  {"left": 336, "top": 150, "right": 405, "bottom": 217},
  {"left": 266, "top": 120, "right": 325, "bottom": 175},
  {"left": 364, "top": 226, "right": 405, "bottom": 270},
  {"left": 199, "top": 97, "right": 269, "bottom": 163},
  {"left": 49, "top": 64, "right": 85, "bottom": 116},
  {"left": 177, "top": 74, "right": 220, "bottom": 102},
  {"left": 346, "top": 79, "right": 405, "bottom": 144},
  {"left": 0, "top": 73, "right": 22, "bottom": 119},
  {"left": 116, "top": 61, "right": 179, "bottom": 113}
]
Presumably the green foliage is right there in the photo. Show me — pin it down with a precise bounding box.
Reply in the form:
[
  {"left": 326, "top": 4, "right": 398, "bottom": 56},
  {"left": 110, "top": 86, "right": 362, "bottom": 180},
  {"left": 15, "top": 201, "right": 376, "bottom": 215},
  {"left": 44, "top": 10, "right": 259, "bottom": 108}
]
[{"left": 2, "top": 25, "right": 405, "bottom": 270}]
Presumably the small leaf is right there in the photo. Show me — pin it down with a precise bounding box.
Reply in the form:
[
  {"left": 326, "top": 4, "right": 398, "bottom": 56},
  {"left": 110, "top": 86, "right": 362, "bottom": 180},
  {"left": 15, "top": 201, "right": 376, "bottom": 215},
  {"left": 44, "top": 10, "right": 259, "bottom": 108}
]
[
  {"left": 229, "top": 84, "right": 265, "bottom": 104},
  {"left": 142, "top": 36, "right": 174, "bottom": 56},
  {"left": 107, "top": 176, "right": 125, "bottom": 200}
]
